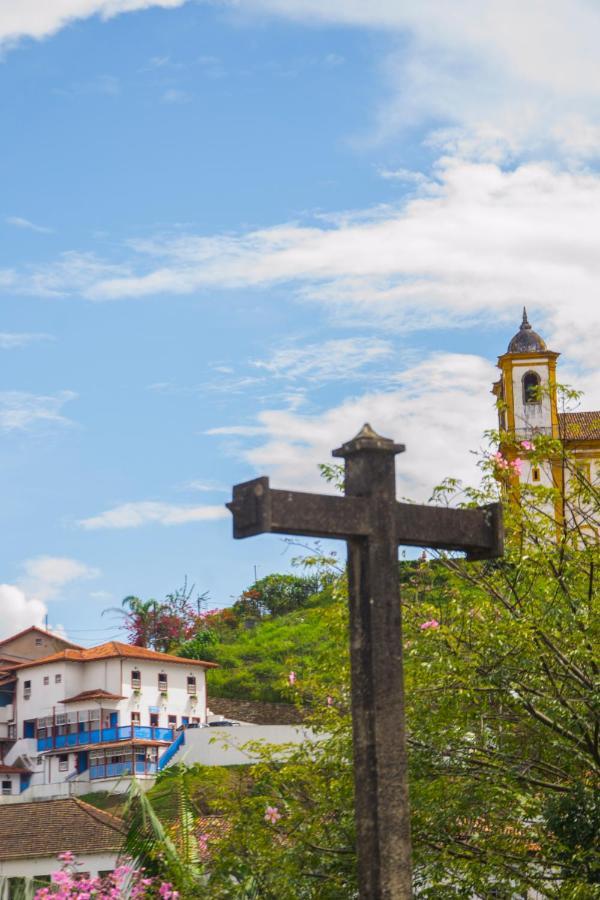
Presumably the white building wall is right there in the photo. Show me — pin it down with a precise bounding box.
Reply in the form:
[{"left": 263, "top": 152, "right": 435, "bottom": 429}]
[
  {"left": 509, "top": 359, "right": 553, "bottom": 435},
  {"left": 5, "top": 655, "right": 208, "bottom": 794},
  {"left": 0, "top": 850, "right": 118, "bottom": 880},
  {"left": 167, "top": 724, "right": 319, "bottom": 767},
  {"left": 120, "top": 660, "right": 206, "bottom": 729}
]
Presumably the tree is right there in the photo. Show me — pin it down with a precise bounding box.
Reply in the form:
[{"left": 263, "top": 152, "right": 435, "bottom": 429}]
[
  {"left": 121, "top": 414, "right": 599, "bottom": 897},
  {"left": 203, "top": 421, "right": 599, "bottom": 897},
  {"left": 232, "top": 573, "right": 322, "bottom": 621},
  {"left": 104, "top": 580, "right": 216, "bottom": 653}
]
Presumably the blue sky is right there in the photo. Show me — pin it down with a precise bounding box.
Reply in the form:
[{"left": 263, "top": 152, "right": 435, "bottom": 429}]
[{"left": 2, "top": 0, "right": 600, "bottom": 642}]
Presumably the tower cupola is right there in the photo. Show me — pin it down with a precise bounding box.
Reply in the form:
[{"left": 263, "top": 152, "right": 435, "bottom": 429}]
[{"left": 507, "top": 308, "right": 547, "bottom": 354}]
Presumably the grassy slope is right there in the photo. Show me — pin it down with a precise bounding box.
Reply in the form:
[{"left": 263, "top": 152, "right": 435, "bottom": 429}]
[{"left": 206, "top": 596, "right": 336, "bottom": 703}]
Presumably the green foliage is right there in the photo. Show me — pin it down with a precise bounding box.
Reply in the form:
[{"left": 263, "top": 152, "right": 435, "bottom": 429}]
[
  {"left": 207, "top": 588, "right": 337, "bottom": 702},
  {"left": 172, "top": 629, "right": 218, "bottom": 660},
  {"left": 122, "top": 414, "right": 599, "bottom": 897},
  {"left": 232, "top": 573, "right": 323, "bottom": 620}
]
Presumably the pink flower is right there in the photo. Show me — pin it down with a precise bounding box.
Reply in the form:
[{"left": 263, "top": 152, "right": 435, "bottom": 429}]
[
  {"left": 510, "top": 457, "right": 523, "bottom": 474},
  {"left": 58, "top": 850, "right": 75, "bottom": 864},
  {"left": 520, "top": 440, "right": 533, "bottom": 450},
  {"left": 419, "top": 619, "right": 440, "bottom": 630},
  {"left": 198, "top": 833, "right": 209, "bottom": 855},
  {"left": 492, "top": 451, "right": 509, "bottom": 470},
  {"left": 264, "top": 805, "right": 282, "bottom": 824},
  {"left": 288, "top": 671, "right": 296, "bottom": 686},
  {"left": 326, "top": 696, "right": 333, "bottom": 707}
]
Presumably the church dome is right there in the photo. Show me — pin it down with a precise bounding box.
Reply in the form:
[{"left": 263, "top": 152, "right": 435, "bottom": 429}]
[{"left": 507, "top": 308, "right": 547, "bottom": 353}]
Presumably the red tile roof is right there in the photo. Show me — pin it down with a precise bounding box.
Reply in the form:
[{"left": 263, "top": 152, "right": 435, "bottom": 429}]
[
  {"left": 197, "top": 816, "right": 231, "bottom": 860},
  {"left": 60, "top": 688, "right": 125, "bottom": 704},
  {"left": 0, "top": 798, "right": 124, "bottom": 861},
  {"left": 15, "top": 640, "right": 218, "bottom": 671},
  {"left": 559, "top": 410, "right": 600, "bottom": 441},
  {"left": 0, "top": 764, "right": 30, "bottom": 774}
]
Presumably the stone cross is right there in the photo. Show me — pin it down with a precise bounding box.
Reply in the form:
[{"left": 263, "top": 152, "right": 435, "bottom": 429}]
[{"left": 227, "top": 424, "right": 503, "bottom": 899}]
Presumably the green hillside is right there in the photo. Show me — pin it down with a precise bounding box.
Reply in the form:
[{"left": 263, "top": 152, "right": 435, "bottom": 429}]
[{"left": 205, "top": 590, "right": 338, "bottom": 703}]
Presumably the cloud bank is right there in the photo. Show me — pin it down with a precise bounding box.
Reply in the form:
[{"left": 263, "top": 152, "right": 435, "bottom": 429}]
[
  {"left": 0, "top": 555, "right": 99, "bottom": 640},
  {"left": 0, "top": 1, "right": 187, "bottom": 49},
  {"left": 79, "top": 500, "right": 228, "bottom": 529}
]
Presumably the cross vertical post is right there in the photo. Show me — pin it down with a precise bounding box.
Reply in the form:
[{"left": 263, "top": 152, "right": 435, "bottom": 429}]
[
  {"left": 332, "top": 428, "right": 412, "bottom": 897},
  {"left": 226, "top": 424, "right": 503, "bottom": 900}
]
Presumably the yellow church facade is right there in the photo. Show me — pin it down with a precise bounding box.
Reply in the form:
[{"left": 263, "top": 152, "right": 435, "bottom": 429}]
[{"left": 492, "top": 310, "right": 600, "bottom": 496}]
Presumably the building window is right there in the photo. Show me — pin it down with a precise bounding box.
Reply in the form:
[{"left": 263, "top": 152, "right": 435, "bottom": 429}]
[
  {"left": 168, "top": 715, "right": 177, "bottom": 728},
  {"left": 187, "top": 676, "right": 197, "bottom": 695},
  {"left": 522, "top": 371, "right": 541, "bottom": 405},
  {"left": 58, "top": 755, "right": 69, "bottom": 772},
  {"left": 532, "top": 467, "right": 541, "bottom": 483},
  {"left": 35, "top": 637, "right": 43, "bottom": 646},
  {"left": 55, "top": 674, "right": 62, "bottom": 684},
  {"left": 43, "top": 676, "right": 49, "bottom": 686},
  {"left": 131, "top": 670, "right": 141, "bottom": 690},
  {"left": 150, "top": 713, "right": 159, "bottom": 727},
  {"left": 23, "top": 680, "right": 31, "bottom": 699},
  {"left": 158, "top": 673, "right": 168, "bottom": 693},
  {"left": 131, "top": 712, "right": 140, "bottom": 725},
  {"left": 1, "top": 781, "right": 11, "bottom": 795}
]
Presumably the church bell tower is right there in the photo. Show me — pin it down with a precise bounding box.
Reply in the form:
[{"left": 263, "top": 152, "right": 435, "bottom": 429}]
[{"left": 493, "top": 309, "right": 559, "bottom": 440}]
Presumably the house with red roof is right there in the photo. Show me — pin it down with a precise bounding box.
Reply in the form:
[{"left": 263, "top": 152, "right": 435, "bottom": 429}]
[{"left": 0, "top": 628, "right": 216, "bottom": 802}]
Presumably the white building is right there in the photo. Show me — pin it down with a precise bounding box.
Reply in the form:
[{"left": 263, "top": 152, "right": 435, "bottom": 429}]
[
  {"left": 0, "top": 797, "right": 124, "bottom": 896},
  {"left": 0, "top": 632, "right": 216, "bottom": 802}
]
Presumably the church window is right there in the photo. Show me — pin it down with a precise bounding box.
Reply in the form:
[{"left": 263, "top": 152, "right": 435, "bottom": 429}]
[
  {"left": 532, "top": 467, "right": 541, "bottom": 483},
  {"left": 522, "top": 372, "right": 541, "bottom": 405}
]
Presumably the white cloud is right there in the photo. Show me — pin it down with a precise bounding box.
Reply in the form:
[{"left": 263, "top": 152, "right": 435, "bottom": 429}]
[
  {"left": 161, "top": 88, "right": 192, "bottom": 104},
  {"left": 0, "top": 332, "right": 53, "bottom": 349},
  {"left": 0, "top": 1, "right": 187, "bottom": 49},
  {"left": 183, "top": 480, "right": 228, "bottom": 493},
  {"left": 252, "top": 337, "right": 392, "bottom": 382},
  {"left": 0, "top": 555, "right": 99, "bottom": 640},
  {"left": 19, "top": 556, "right": 100, "bottom": 602},
  {"left": 78, "top": 501, "right": 228, "bottom": 529},
  {"left": 71, "top": 160, "right": 600, "bottom": 379},
  {"left": 0, "top": 584, "right": 47, "bottom": 640},
  {"left": 0, "top": 390, "right": 76, "bottom": 431},
  {"left": 228, "top": 0, "right": 600, "bottom": 159},
  {"left": 5, "top": 216, "right": 53, "bottom": 234},
  {"left": 211, "top": 352, "right": 497, "bottom": 501}
]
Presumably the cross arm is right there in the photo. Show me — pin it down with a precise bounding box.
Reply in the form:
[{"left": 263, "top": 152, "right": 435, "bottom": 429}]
[
  {"left": 227, "top": 478, "right": 503, "bottom": 560},
  {"left": 395, "top": 501, "right": 504, "bottom": 560},
  {"left": 226, "top": 477, "right": 371, "bottom": 540}
]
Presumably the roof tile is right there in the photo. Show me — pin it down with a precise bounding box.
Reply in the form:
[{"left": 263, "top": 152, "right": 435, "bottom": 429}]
[
  {"left": 16, "top": 640, "right": 218, "bottom": 671},
  {"left": 0, "top": 798, "right": 124, "bottom": 861}
]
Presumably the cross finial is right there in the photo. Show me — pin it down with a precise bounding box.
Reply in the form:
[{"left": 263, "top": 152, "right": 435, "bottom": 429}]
[
  {"left": 521, "top": 307, "right": 531, "bottom": 330},
  {"left": 332, "top": 423, "right": 405, "bottom": 458}
]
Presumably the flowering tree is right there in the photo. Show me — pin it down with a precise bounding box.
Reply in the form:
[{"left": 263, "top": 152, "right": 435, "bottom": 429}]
[
  {"left": 104, "top": 580, "right": 217, "bottom": 654},
  {"left": 197, "top": 420, "right": 599, "bottom": 898},
  {"left": 33, "top": 853, "right": 178, "bottom": 899}
]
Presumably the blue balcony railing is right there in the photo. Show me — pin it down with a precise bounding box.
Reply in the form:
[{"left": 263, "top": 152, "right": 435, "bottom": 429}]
[
  {"left": 90, "top": 760, "right": 157, "bottom": 780},
  {"left": 158, "top": 729, "right": 185, "bottom": 771},
  {"left": 37, "top": 725, "right": 174, "bottom": 752}
]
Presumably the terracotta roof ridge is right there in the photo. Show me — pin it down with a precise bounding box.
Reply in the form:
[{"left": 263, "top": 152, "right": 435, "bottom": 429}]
[{"left": 72, "top": 797, "right": 126, "bottom": 834}]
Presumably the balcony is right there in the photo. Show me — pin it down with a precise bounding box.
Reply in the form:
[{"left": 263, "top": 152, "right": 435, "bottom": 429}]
[
  {"left": 0, "top": 705, "right": 14, "bottom": 725},
  {"left": 37, "top": 724, "right": 174, "bottom": 752},
  {"left": 90, "top": 760, "right": 158, "bottom": 779}
]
